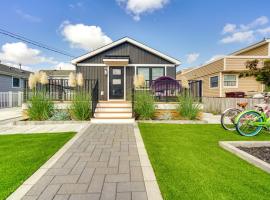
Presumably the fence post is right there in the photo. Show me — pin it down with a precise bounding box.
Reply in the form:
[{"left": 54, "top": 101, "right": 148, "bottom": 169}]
[
  {"left": 8, "top": 91, "right": 12, "bottom": 107},
  {"left": 18, "top": 91, "right": 22, "bottom": 106}
]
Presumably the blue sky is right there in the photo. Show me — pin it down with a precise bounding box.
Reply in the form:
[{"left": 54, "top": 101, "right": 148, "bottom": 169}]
[{"left": 0, "top": 0, "right": 270, "bottom": 72}]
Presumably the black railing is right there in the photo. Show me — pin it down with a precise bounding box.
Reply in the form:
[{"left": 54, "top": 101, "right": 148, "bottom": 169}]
[
  {"left": 24, "top": 79, "right": 97, "bottom": 102},
  {"left": 91, "top": 80, "right": 99, "bottom": 117},
  {"left": 189, "top": 80, "right": 202, "bottom": 101},
  {"left": 135, "top": 80, "right": 183, "bottom": 102}
]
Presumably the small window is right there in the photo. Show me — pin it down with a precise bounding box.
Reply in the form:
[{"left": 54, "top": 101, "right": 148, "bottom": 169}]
[
  {"left": 12, "top": 77, "right": 20, "bottom": 88},
  {"left": 224, "top": 75, "right": 237, "bottom": 87},
  {"left": 210, "top": 76, "right": 218, "bottom": 88},
  {"left": 137, "top": 67, "right": 150, "bottom": 81}
]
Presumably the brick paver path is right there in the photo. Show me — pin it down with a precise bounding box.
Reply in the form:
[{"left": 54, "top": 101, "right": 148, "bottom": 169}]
[{"left": 22, "top": 124, "right": 147, "bottom": 200}]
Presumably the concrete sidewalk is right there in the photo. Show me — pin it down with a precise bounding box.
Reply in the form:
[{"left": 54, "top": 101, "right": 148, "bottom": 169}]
[{"left": 0, "top": 107, "right": 22, "bottom": 123}]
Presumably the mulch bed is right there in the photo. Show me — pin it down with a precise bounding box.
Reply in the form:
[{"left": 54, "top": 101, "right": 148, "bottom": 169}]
[{"left": 238, "top": 146, "right": 270, "bottom": 164}]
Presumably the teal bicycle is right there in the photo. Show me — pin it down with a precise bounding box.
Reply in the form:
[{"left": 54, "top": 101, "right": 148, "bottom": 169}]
[{"left": 235, "top": 104, "right": 270, "bottom": 136}]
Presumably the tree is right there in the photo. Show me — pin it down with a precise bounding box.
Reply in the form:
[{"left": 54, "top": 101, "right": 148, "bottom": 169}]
[{"left": 239, "top": 59, "right": 270, "bottom": 91}]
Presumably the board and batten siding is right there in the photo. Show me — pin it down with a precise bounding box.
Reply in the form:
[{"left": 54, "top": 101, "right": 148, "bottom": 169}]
[
  {"left": 77, "top": 66, "right": 108, "bottom": 100},
  {"left": 79, "top": 42, "right": 173, "bottom": 65},
  {"left": 236, "top": 43, "right": 269, "bottom": 56}
]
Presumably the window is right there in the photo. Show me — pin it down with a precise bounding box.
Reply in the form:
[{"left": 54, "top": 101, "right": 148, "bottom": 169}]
[
  {"left": 137, "top": 67, "right": 165, "bottom": 81},
  {"left": 152, "top": 68, "right": 165, "bottom": 80},
  {"left": 224, "top": 75, "right": 237, "bottom": 87},
  {"left": 12, "top": 77, "right": 20, "bottom": 88},
  {"left": 210, "top": 76, "right": 218, "bottom": 88}
]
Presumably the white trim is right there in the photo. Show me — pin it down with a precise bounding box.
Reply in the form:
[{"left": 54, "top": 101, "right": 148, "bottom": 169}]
[
  {"left": 209, "top": 75, "right": 219, "bottom": 89},
  {"left": 226, "top": 55, "right": 270, "bottom": 59},
  {"left": 164, "top": 66, "right": 167, "bottom": 76},
  {"left": 223, "top": 74, "right": 238, "bottom": 89},
  {"left": 128, "top": 64, "right": 175, "bottom": 67},
  {"left": 77, "top": 63, "right": 106, "bottom": 67},
  {"left": 71, "top": 37, "right": 181, "bottom": 65},
  {"left": 12, "top": 76, "right": 21, "bottom": 88}
]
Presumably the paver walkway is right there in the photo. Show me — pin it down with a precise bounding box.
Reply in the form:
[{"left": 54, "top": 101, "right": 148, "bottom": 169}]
[{"left": 22, "top": 124, "right": 147, "bottom": 200}]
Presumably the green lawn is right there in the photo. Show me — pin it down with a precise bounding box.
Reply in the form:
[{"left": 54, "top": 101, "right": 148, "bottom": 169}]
[
  {"left": 0, "top": 132, "right": 75, "bottom": 200},
  {"left": 139, "top": 123, "right": 270, "bottom": 200}
]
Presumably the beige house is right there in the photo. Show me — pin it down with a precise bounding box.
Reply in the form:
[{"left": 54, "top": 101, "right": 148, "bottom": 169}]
[{"left": 177, "top": 39, "right": 270, "bottom": 97}]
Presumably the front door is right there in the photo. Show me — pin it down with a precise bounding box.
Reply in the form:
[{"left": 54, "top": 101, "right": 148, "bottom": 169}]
[{"left": 109, "top": 67, "right": 124, "bottom": 100}]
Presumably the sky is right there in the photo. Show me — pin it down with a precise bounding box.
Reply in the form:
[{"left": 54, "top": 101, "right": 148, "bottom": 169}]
[{"left": 0, "top": 0, "right": 270, "bottom": 72}]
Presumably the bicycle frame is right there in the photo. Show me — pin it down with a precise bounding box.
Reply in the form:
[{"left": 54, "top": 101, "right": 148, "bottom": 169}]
[{"left": 235, "top": 110, "right": 270, "bottom": 128}]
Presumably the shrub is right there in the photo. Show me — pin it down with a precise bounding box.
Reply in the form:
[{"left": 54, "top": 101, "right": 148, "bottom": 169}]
[
  {"left": 28, "top": 92, "right": 54, "bottom": 120},
  {"left": 134, "top": 91, "right": 155, "bottom": 120},
  {"left": 70, "top": 92, "right": 91, "bottom": 120},
  {"left": 177, "top": 94, "right": 200, "bottom": 120},
  {"left": 49, "top": 110, "right": 71, "bottom": 121}
]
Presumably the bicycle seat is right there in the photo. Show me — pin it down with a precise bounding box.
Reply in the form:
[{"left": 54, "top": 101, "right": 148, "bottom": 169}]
[{"left": 237, "top": 102, "right": 248, "bottom": 109}]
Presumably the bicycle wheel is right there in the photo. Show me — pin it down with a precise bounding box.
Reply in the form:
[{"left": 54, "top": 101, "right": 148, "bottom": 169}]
[
  {"left": 221, "top": 108, "right": 241, "bottom": 131},
  {"left": 236, "top": 111, "right": 263, "bottom": 136}
]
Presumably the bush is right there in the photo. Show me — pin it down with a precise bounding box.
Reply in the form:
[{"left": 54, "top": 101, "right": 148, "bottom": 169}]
[
  {"left": 134, "top": 91, "right": 155, "bottom": 120},
  {"left": 177, "top": 94, "right": 200, "bottom": 120},
  {"left": 70, "top": 92, "right": 91, "bottom": 120},
  {"left": 28, "top": 92, "right": 54, "bottom": 120},
  {"left": 49, "top": 110, "right": 71, "bottom": 121}
]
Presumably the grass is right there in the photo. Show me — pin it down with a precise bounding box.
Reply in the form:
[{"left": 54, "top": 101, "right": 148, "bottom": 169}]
[
  {"left": 0, "top": 132, "right": 75, "bottom": 200},
  {"left": 139, "top": 123, "right": 270, "bottom": 200}
]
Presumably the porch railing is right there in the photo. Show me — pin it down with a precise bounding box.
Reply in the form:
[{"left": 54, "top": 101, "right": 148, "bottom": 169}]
[
  {"left": 24, "top": 79, "right": 97, "bottom": 102},
  {"left": 0, "top": 91, "right": 23, "bottom": 109},
  {"left": 91, "top": 80, "right": 99, "bottom": 117}
]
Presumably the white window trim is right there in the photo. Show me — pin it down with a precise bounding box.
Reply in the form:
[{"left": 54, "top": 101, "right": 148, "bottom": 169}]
[
  {"left": 209, "top": 75, "right": 219, "bottom": 89},
  {"left": 12, "top": 76, "right": 21, "bottom": 88},
  {"left": 223, "top": 74, "right": 238, "bottom": 88}
]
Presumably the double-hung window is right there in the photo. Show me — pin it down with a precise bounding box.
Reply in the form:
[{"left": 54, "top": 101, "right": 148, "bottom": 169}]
[
  {"left": 210, "top": 76, "right": 218, "bottom": 88},
  {"left": 224, "top": 75, "right": 237, "bottom": 87}
]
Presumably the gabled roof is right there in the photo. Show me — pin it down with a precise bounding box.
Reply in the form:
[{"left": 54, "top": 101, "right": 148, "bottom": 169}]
[
  {"left": 230, "top": 38, "right": 270, "bottom": 56},
  {"left": 71, "top": 37, "right": 181, "bottom": 65},
  {"left": 0, "top": 63, "right": 32, "bottom": 78}
]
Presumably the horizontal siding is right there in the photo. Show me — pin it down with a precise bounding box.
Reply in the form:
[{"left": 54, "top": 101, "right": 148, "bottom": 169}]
[
  {"left": 222, "top": 75, "right": 264, "bottom": 96},
  {"left": 80, "top": 42, "right": 173, "bottom": 64},
  {"left": 200, "top": 73, "right": 220, "bottom": 97},
  {"left": 225, "top": 57, "right": 264, "bottom": 71},
  {"left": 236, "top": 43, "right": 269, "bottom": 56}
]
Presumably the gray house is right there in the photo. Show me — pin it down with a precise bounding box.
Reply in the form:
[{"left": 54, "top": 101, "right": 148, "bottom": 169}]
[
  {"left": 0, "top": 64, "right": 31, "bottom": 92},
  {"left": 72, "top": 37, "right": 180, "bottom": 101}
]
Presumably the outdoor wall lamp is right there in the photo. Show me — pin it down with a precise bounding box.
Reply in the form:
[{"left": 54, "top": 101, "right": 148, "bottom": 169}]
[{"left": 104, "top": 68, "right": 108, "bottom": 75}]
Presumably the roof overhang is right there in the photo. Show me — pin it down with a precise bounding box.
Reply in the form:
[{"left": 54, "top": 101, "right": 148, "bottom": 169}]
[
  {"left": 71, "top": 37, "right": 181, "bottom": 65},
  {"left": 103, "top": 58, "right": 129, "bottom": 66}
]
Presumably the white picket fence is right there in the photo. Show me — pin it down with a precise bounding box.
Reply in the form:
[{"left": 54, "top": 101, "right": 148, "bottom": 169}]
[{"left": 0, "top": 91, "right": 23, "bottom": 109}]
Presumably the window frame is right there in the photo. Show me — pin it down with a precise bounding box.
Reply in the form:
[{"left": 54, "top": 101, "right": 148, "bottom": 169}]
[
  {"left": 12, "top": 76, "right": 21, "bottom": 88},
  {"left": 136, "top": 67, "right": 165, "bottom": 81},
  {"left": 223, "top": 74, "right": 238, "bottom": 88},
  {"left": 209, "top": 75, "right": 219, "bottom": 89}
]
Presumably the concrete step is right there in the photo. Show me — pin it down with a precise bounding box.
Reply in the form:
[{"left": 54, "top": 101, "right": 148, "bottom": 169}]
[
  {"left": 91, "top": 118, "right": 135, "bottom": 124},
  {"left": 95, "top": 107, "right": 132, "bottom": 113},
  {"left": 97, "top": 102, "right": 132, "bottom": 108},
  {"left": 94, "top": 112, "right": 132, "bottom": 118}
]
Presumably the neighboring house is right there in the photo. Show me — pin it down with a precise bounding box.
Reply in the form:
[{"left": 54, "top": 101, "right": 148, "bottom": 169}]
[
  {"left": 0, "top": 63, "right": 31, "bottom": 92},
  {"left": 72, "top": 37, "right": 181, "bottom": 101},
  {"left": 177, "top": 38, "right": 270, "bottom": 97},
  {"left": 39, "top": 70, "right": 75, "bottom": 79}
]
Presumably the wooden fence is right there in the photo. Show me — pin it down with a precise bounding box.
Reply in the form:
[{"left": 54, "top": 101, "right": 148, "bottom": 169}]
[
  {"left": 0, "top": 91, "right": 23, "bottom": 109},
  {"left": 202, "top": 97, "right": 265, "bottom": 114}
]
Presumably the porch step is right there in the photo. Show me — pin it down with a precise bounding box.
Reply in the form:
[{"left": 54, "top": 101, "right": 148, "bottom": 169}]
[
  {"left": 94, "top": 101, "right": 133, "bottom": 121},
  {"left": 91, "top": 118, "right": 135, "bottom": 124}
]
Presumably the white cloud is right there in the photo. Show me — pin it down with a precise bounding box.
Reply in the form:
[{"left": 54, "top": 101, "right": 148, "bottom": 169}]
[
  {"left": 220, "top": 31, "right": 255, "bottom": 44},
  {"left": 222, "top": 23, "right": 236, "bottom": 34},
  {"left": 15, "top": 9, "right": 41, "bottom": 22},
  {"left": 117, "top": 0, "right": 169, "bottom": 21},
  {"left": 1, "top": 61, "right": 32, "bottom": 71},
  {"left": 0, "top": 42, "right": 56, "bottom": 65},
  {"left": 257, "top": 27, "right": 270, "bottom": 35},
  {"left": 186, "top": 53, "right": 199, "bottom": 64},
  {"left": 60, "top": 21, "right": 112, "bottom": 51},
  {"left": 205, "top": 54, "right": 225, "bottom": 64},
  {"left": 220, "top": 16, "right": 269, "bottom": 44},
  {"left": 54, "top": 62, "right": 75, "bottom": 70},
  {"left": 69, "top": 2, "right": 83, "bottom": 9}
]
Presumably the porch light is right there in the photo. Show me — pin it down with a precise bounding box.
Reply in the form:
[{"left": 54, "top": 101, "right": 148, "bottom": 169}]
[{"left": 104, "top": 68, "right": 108, "bottom": 75}]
